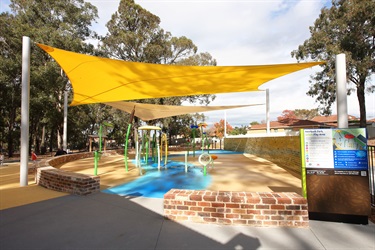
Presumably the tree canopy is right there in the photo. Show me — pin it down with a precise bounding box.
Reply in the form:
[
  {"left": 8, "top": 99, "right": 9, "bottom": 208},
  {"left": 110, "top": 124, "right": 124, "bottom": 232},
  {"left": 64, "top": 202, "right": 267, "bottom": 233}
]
[
  {"left": 277, "top": 109, "right": 319, "bottom": 121},
  {"left": 210, "top": 119, "right": 233, "bottom": 139},
  {"left": 0, "top": 0, "right": 98, "bottom": 156},
  {"left": 291, "top": 0, "right": 374, "bottom": 127},
  {"left": 0, "top": 0, "right": 216, "bottom": 156}
]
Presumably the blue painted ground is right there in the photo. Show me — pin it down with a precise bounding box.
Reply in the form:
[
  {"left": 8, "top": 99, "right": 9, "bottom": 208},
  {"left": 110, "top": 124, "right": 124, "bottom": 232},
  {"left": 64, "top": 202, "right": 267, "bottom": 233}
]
[
  {"left": 102, "top": 150, "right": 242, "bottom": 198},
  {"left": 102, "top": 160, "right": 212, "bottom": 198}
]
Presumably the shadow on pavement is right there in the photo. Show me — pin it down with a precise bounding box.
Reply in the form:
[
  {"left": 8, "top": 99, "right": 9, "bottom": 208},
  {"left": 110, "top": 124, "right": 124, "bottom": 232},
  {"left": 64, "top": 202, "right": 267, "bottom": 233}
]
[{"left": 0, "top": 192, "right": 261, "bottom": 250}]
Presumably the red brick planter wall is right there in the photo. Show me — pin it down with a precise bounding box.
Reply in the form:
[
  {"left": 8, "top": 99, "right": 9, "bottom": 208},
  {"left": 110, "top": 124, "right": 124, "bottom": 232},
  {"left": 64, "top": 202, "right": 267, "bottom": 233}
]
[
  {"left": 164, "top": 189, "right": 309, "bottom": 228},
  {"left": 36, "top": 166, "right": 100, "bottom": 195},
  {"left": 33, "top": 151, "right": 104, "bottom": 195}
]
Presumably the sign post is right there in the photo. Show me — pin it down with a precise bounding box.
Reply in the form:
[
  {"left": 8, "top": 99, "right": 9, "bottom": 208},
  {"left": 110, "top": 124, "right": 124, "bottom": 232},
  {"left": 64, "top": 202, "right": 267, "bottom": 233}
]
[{"left": 301, "top": 128, "right": 370, "bottom": 224}]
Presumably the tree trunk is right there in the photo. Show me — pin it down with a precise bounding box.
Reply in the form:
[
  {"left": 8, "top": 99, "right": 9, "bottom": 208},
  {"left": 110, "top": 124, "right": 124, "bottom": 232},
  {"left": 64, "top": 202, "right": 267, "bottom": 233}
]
[
  {"left": 57, "top": 128, "right": 61, "bottom": 149},
  {"left": 7, "top": 129, "right": 14, "bottom": 158},
  {"left": 357, "top": 79, "right": 367, "bottom": 128}
]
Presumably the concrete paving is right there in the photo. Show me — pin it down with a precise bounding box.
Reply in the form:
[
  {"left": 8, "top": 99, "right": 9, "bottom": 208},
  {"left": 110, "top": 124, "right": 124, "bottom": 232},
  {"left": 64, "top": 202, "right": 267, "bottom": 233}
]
[
  {"left": 1, "top": 192, "right": 374, "bottom": 250},
  {"left": 1, "top": 153, "right": 374, "bottom": 249}
]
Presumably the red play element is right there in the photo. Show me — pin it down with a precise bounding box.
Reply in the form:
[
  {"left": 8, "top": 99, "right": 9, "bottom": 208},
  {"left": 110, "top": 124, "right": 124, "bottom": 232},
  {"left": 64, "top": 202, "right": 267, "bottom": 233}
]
[
  {"left": 344, "top": 133, "right": 355, "bottom": 139},
  {"left": 211, "top": 155, "right": 218, "bottom": 160}
]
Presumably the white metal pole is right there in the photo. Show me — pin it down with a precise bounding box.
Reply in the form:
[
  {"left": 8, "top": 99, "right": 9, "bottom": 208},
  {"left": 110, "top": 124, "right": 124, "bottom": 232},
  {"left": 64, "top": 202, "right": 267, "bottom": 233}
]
[
  {"left": 20, "top": 36, "right": 30, "bottom": 186},
  {"left": 336, "top": 54, "right": 348, "bottom": 128},
  {"left": 266, "top": 89, "right": 270, "bottom": 134},
  {"left": 63, "top": 89, "right": 68, "bottom": 151}
]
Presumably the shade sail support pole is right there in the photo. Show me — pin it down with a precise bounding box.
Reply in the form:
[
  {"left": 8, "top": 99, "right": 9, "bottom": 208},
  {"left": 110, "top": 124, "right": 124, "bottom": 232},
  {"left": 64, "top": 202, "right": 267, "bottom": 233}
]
[
  {"left": 336, "top": 54, "right": 348, "bottom": 128},
  {"left": 63, "top": 89, "right": 68, "bottom": 151},
  {"left": 20, "top": 36, "right": 30, "bottom": 186}
]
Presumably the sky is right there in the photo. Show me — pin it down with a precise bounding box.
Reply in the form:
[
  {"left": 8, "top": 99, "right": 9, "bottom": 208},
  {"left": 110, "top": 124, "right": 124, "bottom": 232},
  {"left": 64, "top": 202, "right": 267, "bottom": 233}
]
[{"left": 1, "top": 0, "right": 374, "bottom": 127}]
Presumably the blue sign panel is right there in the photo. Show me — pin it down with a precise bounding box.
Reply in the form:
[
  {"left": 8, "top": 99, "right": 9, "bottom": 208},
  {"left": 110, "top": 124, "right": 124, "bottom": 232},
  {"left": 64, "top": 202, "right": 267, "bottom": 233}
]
[{"left": 332, "top": 128, "right": 368, "bottom": 170}]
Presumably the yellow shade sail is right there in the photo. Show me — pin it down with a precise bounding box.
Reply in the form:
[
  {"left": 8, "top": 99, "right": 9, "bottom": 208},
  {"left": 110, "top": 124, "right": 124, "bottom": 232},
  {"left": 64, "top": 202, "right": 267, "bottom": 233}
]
[
  {"left": 36, "top": 43, "right": 324, "bottom": 106},
  {"left": 105, "top": 101, "right": 263, "bottom": 121}
]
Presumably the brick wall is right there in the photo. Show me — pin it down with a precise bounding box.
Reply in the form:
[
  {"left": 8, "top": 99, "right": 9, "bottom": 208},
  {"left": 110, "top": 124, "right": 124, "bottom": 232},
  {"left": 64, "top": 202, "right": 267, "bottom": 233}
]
[
  {"left": 164, "top": 189, "right": 309, "bottom": 228},
  {"left": 36, "top": 166, "right": 100, "bottom": 195},
  {"left": 47, "top": 152, "right": 94, "bottom": 167},
  {"left": 33, "top": 151, "right": 106, "bottom": 195},
  {"left": 224, "top": 137, "right": 301, "bottom": 176}
]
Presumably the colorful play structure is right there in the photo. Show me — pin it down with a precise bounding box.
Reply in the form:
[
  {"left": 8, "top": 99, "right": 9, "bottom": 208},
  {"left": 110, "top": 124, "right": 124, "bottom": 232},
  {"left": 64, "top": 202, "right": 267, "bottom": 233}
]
[
  {"left": 93, "top": 117, "right": 218, "bottom": 177},
  {"left": 136, "top": 125, "right": 162, "bottom": 175},
  {"left": 130, "top": 122, "right": 217, "bottom": 176}
]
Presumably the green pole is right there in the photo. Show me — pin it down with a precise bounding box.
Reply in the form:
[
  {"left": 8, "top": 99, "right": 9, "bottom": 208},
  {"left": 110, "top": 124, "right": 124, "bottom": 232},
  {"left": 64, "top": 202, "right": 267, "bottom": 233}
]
[
  {"left": 300, "top": 129, "right": 307, "bottom": 198},
  {"left": 99, "top": 124, "right": 102, "bottom": 152},
  {"left": 201, "top": 128, "right": 205, "bottom": 153},
  {"left": 124, "top": 123, "right": 132, "bottom": 172},
  {"left": 94, "top": 151, "right": 98, "bottom": 176},
  {"left": 203, "top": 164, "right": 207, "bottom": 176}
]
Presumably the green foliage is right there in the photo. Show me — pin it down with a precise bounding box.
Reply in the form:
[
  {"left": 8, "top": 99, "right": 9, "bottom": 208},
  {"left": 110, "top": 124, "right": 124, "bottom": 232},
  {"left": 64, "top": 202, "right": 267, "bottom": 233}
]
[
  {"left": 291, "top": 0, "right": 375, "bottom": 127},
  {"left": 294, "top": 109, "right": 320, "bottom": 120},
  {"left": 229, "top": 126, "right": 248, "bottom": 135},
  {"left": 277, "top": 109, "right": 320, "bottom": 121}
]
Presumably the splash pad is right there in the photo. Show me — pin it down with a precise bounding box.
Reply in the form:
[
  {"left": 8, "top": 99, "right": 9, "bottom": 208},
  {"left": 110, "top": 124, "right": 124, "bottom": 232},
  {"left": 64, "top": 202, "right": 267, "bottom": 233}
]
[{"left": 103, "top": 159, "right": 211, "bottom": 198}]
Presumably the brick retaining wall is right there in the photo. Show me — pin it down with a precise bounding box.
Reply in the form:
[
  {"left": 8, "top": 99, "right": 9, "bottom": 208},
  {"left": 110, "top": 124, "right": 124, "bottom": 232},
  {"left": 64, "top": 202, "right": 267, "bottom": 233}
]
[
  {"left": 31, "top": 150, "right": 127, "bottom": 195},
  {"left": 36, "top": 166, "right": 100, "bottom": 195},
  {"left": 164, "top": 189, "right": 309, "bottom": 228},
  {"left": 32, "top": 151, "right": 105, "bottom": 195}
]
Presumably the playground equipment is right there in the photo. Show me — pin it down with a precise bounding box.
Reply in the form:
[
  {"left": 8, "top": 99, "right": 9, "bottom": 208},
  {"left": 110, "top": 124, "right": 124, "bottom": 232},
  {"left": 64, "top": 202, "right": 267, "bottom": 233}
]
[
  {"left": 137, "top": 125, "right": 161, "bottom": 174},
  {"left": 198, "top": 153, "right": 211, "bottom": 176},
  {"left": 190, "top": 124, "right": 198, "bottom": 157},
  {"left": 94, "top": 121, "right": 113, "bottom": 176},
  {"left": 160, "top": 132, "right": 168, "bottom": 166},
  {"left": 198, "top": 152, "right": 218, "bottom": 176},
  {"left": 198, "top": 122, "right": 209, "bottom": 153},
  {"left": 124, "top": 107, "right": 135, "bottom": 172}
]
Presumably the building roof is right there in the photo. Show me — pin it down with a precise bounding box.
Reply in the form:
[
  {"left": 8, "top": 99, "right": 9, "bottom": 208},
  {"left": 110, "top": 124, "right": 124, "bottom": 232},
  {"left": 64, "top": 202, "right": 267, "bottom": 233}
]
[{"left": 311, "top": 115, "right": 359, "bottom": 123}]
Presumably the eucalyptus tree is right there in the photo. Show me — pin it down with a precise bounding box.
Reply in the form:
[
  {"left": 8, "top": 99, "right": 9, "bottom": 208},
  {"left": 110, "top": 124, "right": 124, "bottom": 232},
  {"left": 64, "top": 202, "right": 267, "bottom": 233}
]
[
  {"left": 0, "top": 13, "right": 21, "bottom": 156},
  {"left": 291, "top": 0, "right": 375, "bottom": 127},
  {"left": 98, "top": 0, "right": 217, "bottom": 138},
  {"left": 0, "top": 0, "right": 98, "bottom": 155}
]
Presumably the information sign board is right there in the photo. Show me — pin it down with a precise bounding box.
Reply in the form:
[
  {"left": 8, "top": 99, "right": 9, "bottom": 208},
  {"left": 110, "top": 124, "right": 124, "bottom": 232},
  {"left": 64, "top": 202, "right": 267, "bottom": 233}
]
[{"left": 302, "top": 128, "right": 368, "bottom": 172}]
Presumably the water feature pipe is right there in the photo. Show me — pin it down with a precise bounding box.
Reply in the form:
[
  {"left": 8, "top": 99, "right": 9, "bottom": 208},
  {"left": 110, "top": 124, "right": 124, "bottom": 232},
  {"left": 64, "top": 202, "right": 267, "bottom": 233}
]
[
  {"left": 190, "top": 125, "right": 198, "bottom": 157},
  {"left": 198, "top": 153, "right": 212, "bottom": 176},
  {"left": 124, "top": 107, "right": 135, "bottom": 172},
  {"left": 198, "top": 123, "right": 208, "bottom": 153},
  {"left": 185, "top": 151, "right": 188, "bottom": 173},
  {"left": 138, "top": 125, "right": 162, "bottom": 172}
]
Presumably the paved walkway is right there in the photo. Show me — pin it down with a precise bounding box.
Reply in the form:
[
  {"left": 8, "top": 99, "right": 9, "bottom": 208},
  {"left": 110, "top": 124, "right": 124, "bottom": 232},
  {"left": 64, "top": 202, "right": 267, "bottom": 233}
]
[
  {"left": 1, "top": 152, "right": 374, "bottom": 249},
  {"left": 1, "top": 192, "right": 374, "bottom": 249}
]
